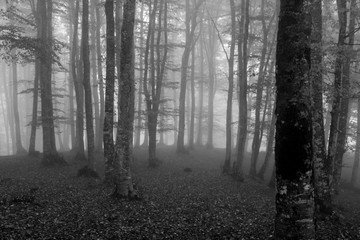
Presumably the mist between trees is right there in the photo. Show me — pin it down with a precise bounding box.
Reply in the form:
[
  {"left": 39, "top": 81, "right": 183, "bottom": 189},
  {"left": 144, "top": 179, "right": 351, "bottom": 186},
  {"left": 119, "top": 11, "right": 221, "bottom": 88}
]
[{"left": 0, "top": 0, "right": 359, "bottom": 239}]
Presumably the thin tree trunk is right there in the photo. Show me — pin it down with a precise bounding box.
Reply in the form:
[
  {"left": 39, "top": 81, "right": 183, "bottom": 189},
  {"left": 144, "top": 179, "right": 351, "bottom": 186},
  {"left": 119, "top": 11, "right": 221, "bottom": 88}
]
[
  {"left": 90, "top": 0, "right": 100, "bottom": 150},
  {"left": 95, "top": 0, "right": 105, "bottom": 151},
  {"left": 352, "top": 99, "right": 360, "bottom": 186},
  {"left": 196, "top": 21, "right": 204, "bottom": 146},
  {"left": 223, "top": 0, "right": 236, "bottom": 174},
  {"left": 135, "top": 2, "right": 144, "bottom": 147},
  {"left": 82, "top": 0, "right": 95, "bottom": 170},
  {"left": 235, "top": 0, "right": 249, "bottom": 180}
]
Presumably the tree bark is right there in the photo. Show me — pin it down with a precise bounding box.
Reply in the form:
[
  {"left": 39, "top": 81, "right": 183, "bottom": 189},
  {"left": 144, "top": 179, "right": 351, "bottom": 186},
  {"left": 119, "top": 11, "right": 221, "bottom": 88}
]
[
  {"left": 113, "top": 0, "right": 137, "bottom": 198},
  {"left": 275, "top": 1, "right": 315, "bottom": 238},
  {"left": 82, "top": 0, "right": 95, "bottom": 170},
  {"left": 235, "top": 0, "right": 249, "bottom": 180},
  {"left": 104, "top": 0, "right": 117, "bottom": 183},
  {"left": 223, "top": 0, "right": 236, "bottom": 174}
]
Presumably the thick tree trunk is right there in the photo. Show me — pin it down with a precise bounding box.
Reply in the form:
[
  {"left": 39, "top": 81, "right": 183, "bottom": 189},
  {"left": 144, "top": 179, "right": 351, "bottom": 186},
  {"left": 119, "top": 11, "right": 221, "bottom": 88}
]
[
  {"left": 275, "top": 1, "right": 315, "bottom": 238},
  {"left": 113, "top": 0, "right": 137, "bottom": 198},
  {"left": 104, "top": 0, "right": 117, "bottom": 183}
]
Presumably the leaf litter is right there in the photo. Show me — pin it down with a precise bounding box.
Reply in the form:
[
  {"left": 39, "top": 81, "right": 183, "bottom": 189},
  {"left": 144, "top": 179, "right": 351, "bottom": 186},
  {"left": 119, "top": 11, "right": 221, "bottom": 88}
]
[{"left": 0, "top": 147, "right": 359, "bottom": 239}]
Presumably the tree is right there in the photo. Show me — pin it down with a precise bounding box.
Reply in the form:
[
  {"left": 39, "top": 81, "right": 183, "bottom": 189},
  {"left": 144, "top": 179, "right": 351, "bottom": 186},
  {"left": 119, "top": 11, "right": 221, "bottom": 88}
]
[
  {"left": 275, "top": 0, "right": 315, "bottom": 238},
  {"left": 223, "top": 0, "right": 236, "bottom": 174},
  {"left": 143, "top": 0, "right": 169, "bottom": 167},
  {"left": 113, "top": 0, "right": 137, "bottom": 198},
  {"left": 177, "top": 0, "right": 203, "bottom": 153},
  {"left": 235, "top": 0, "right": 249, "bottom": 180},
  {"left": 104, "top": 0, "right": 117, "bottom": 183},
  {"left": 82, "top": 0, "right": 96, "bottom": 170}
]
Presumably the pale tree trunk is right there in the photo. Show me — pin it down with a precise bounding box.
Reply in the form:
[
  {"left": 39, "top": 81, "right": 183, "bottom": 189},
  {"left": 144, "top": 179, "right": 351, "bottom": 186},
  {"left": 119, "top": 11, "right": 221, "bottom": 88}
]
[
  {"left": 205, "top": 16, "right": 216, "bottom": 150},
  {"left": 113, "top": 0, "right": 138, "bottom": 198},
  {"left": 275, "top": 1, "right": 315, "bottom": 238},
  {"left": 82, "top": 0, "right": 95, "bottom": 170},
  {"left": 352, "top": 99, "right": 360, "bottom": 187},
  {"left": 235, "top": 0, "right": 249, "bottom": 180},
  {"left": 135, "top": 2, "right": 145, "bottom": 147},
  {"left": 12, "top": 53, "right": 26, "bottom": 154},
  {"left": 196, "top": 21, "right": 204, "bottom": 146},
  {"left": 95, "top": 0, "right": 105, "bottom": 151},
  {"left": 189, "top": 44, "right": 196, "bottom": 149},
  {"left": 223, "top": 0, "right": 236, "bottom": 174},
  {"left": 116, "top": 0, "right": 123, "bottom": 117},
  {"left": 90, "top": 0, "right": 100, "bottom": 150},
  {"left": 3, "top": 64, "right": 15, "bottom": 154}
]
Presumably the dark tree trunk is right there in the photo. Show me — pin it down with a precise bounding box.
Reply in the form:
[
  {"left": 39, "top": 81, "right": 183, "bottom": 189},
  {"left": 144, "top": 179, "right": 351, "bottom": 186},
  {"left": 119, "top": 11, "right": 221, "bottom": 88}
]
[
  {"left": 275, "top": 1, "right": 315, "bottom": 238},
  {"left": 104, "top": 0, "right": 117, "bottom": 183},
  {"left": 72, "top": 0, "right": 86, "bottom": 161},
  {"left": 38, "top": 0, "right": 63, "bottom": 165},
  {"left": 177, "top": 0, "right": 203, "bottom": 153},
  {"left": 82, "top": 0, "right": 95, "bottom": 170},
  {"left": 235, "top": 0, "right": 249, "bottom": 180},
  {"left": 196, "top": 19, "right": 204, "bottom": 146},
  {"left": 223, "top": 0, "right": 236, "bottom": 174},
  {"left": 113, "top": 0, "right": 137, "bottom": 198},
  {"left": 327, "top": 0, "right": 348, "bottom": 195}
]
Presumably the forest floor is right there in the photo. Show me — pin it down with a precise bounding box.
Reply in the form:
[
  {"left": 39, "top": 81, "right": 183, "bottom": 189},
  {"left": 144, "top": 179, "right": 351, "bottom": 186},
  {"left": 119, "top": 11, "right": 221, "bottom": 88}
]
[{"left": 0, "top": 146, "right": 359, "bottom": 240}]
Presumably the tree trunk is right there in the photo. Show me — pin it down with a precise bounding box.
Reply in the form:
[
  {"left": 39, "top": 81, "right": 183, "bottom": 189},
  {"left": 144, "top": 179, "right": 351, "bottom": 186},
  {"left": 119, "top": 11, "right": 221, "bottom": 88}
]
[
  {"left": 12, "top": 55, "right": 26, "bottom": 154},
  {"left": 29, "top": 60, "right": 40, "bottom": 155},
  {"left": 189, "top": 46, "right": 195, "bottom": 149},
  {"left": 177, "top": 0, "right": 203, "bottom": 153},
  {"left": 95, "top": 0, "right": 105, "bottom": 151},
  {"left": 104, "top": 0, "right": 117, "bottom": 183},
  {"left": 327, "top": 0, "right": 348, "bottom": 195},
  {"left": 250, "top": 1, "right": 275, "bottom": 176},
  {"left": 135, "top": 2, "right": 145, "bottom": 148},
  {"left": 90, "top": 0, "right": 100, "bottom": 150},
  {"left": 82, "top": 0, "right": 95, "bottom": 170},
  {"left": 196, "top": 21, "right": 204, "bottom": 146},
  {"left": 235, "top": 0, "right": 249, "bottom": 180},
  {"left": 71, "top": 0, "right": 86, "bottom": 161},
  {"left": 275, "top": 1, "right": 315, "bottom": 238},
  {"left": 310, "top": 0, "right": 332, "bottom": 216},
  {"left": 38, "top": 0, "right": 63, "bottom": 165},
  {"left": 223, "top": 0, "right": 236, "bottom": 174},
  {"left": 113, "top": 0, "right": 137, "bottom": 198},
  {"left": 352, "top": 99, "right": 360, "bottom": 187}
]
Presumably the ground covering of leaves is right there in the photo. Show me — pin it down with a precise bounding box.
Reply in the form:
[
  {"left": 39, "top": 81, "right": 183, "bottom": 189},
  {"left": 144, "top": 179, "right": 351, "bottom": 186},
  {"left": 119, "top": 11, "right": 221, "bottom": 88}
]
[{"left": 0, "top": 146, "right": 359, "bottom": 239}]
